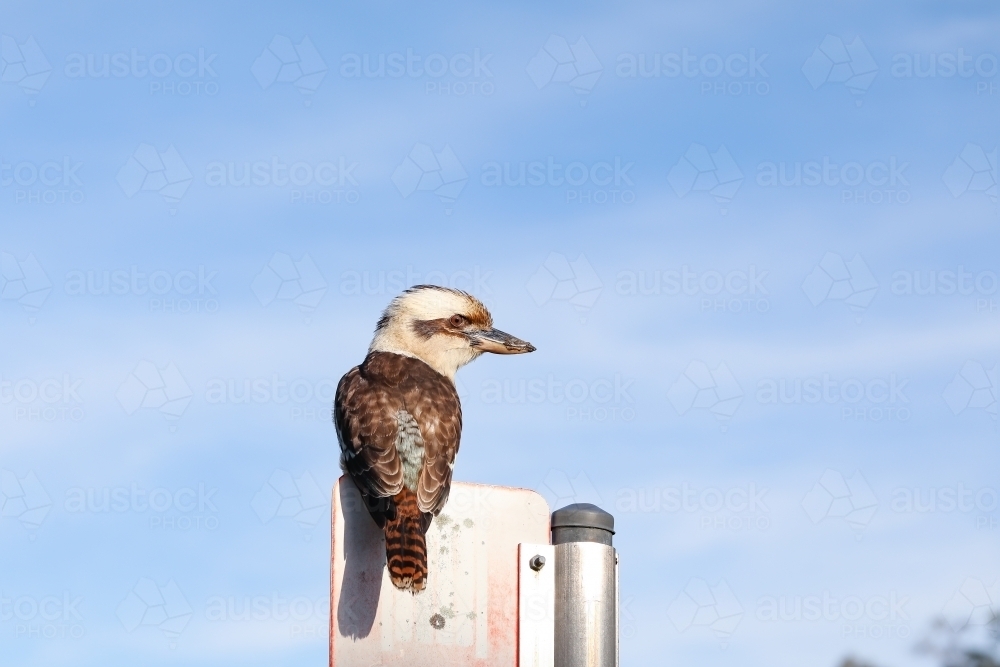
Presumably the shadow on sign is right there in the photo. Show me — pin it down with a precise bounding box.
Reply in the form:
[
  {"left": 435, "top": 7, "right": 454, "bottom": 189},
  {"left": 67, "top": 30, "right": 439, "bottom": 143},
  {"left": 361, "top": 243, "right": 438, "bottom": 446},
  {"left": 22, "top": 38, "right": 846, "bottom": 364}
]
[{"left": 337, "top": 480, "right": 384, "bottom": 638}]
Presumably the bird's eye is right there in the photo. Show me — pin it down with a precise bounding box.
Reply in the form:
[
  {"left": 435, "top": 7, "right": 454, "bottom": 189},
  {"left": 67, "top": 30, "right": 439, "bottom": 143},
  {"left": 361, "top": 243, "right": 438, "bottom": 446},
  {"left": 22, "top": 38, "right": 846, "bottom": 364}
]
[{"left": 449, "top": 314, "right": 466, "bottom": 328}]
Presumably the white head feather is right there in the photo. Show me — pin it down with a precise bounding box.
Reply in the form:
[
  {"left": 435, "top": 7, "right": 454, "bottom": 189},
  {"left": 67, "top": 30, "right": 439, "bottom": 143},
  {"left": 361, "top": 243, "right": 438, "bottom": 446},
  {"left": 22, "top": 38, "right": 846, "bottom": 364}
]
[{"left": 369, "top": 286, "right": 493, "bottom": 380}]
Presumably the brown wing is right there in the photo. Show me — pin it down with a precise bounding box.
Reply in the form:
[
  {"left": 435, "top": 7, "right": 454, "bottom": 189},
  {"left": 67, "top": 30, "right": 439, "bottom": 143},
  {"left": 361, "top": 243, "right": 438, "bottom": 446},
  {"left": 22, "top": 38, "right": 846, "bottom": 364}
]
[
  {"left": 335, "top": 352, "right": 463, "bottom": 518},
  {"left": 402, "top": 365, "right": 462, "bottom": 516},
  {"left": 334, "top": 364, "right": 404, "bottom": 501}
]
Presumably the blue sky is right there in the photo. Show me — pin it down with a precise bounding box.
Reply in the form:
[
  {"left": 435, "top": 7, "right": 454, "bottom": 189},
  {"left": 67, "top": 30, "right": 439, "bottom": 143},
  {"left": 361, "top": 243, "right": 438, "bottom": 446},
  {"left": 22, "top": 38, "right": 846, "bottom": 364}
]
[{"left": 1, "top": 1, "right": 998, "bottom": 666}]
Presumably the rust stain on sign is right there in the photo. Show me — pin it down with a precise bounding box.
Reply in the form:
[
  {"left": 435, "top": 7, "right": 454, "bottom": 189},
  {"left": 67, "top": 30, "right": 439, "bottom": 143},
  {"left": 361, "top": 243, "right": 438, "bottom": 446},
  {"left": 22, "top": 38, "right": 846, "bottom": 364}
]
[{"left": 330, "top": 475, "right": 550, "bottom": 667}]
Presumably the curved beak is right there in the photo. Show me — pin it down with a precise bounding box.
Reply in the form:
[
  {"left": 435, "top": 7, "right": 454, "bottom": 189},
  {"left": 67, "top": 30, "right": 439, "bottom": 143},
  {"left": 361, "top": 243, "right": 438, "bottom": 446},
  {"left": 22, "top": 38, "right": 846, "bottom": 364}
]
[{"left": 468, "top": 328, "right": 536, "bottom": 354}]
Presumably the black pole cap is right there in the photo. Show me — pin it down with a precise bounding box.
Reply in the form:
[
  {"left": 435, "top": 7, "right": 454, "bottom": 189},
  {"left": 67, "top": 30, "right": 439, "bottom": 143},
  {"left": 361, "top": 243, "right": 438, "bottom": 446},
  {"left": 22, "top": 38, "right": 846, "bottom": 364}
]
[{"left": 551, "top": 503, "right": 615, "bottom": 545}]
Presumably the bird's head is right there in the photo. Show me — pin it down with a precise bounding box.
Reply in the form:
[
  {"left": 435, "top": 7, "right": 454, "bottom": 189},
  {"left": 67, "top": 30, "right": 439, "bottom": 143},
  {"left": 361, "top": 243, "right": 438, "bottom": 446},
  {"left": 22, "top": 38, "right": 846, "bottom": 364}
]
[{"left": 369, "top": 285, "right": 535, "bottom": 380}]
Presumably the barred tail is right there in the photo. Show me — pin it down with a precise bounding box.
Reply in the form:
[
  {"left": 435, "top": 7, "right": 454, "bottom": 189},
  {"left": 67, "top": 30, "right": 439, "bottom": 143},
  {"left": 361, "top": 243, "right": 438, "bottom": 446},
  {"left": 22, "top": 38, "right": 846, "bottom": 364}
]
[{"left": 384, "top": 489, "right": 429, "bottom": 592}]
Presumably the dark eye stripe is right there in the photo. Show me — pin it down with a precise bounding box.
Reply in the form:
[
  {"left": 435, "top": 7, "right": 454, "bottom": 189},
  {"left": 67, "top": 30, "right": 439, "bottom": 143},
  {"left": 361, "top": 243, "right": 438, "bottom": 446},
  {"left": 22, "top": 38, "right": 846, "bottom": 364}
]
[{"left": 411, "top": 317, "right": 467, "bottom": 340}]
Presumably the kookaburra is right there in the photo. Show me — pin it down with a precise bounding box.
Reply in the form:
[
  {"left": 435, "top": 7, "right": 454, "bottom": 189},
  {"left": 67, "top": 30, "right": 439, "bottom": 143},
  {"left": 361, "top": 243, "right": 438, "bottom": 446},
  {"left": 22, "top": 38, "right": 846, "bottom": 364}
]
[{"left": 334, "top": 285, "right": 535, "bottom": 592}]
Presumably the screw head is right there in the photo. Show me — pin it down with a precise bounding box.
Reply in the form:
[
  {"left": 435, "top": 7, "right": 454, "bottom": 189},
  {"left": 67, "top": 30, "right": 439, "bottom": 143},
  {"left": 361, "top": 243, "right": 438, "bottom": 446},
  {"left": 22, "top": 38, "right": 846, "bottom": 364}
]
[{"left": 529, "top": 554, "right": 546, "bottom": 571}]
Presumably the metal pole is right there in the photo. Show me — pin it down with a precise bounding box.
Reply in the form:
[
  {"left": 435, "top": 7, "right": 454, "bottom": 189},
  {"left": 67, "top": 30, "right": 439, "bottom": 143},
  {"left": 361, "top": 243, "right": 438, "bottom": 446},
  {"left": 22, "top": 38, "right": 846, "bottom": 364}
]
[{"left": 552, "top": 503, "right": 618, "bottom": 667}]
